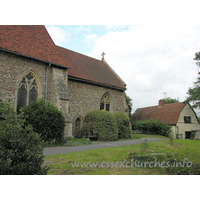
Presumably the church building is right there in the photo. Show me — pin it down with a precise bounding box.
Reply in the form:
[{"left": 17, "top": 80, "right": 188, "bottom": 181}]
[{"left": 0, "top": 25, "right": 129, "bottom": 137}]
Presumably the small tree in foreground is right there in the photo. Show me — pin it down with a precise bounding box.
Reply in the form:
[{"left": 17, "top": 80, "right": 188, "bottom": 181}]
[
  {"left": 0, "top": 101, "right": 48, "bottom": 175},
  {"left": 20, "top": 99, "right": 65, "bottom": 143}
]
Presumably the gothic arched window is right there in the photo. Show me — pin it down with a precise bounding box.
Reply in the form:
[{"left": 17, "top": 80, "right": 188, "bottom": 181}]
[
  {"left": 17, "top": 72, "right": 39, "bottom": 113},
  {"left": 100, "top": 92, "right": 110, "bottom": 111}
]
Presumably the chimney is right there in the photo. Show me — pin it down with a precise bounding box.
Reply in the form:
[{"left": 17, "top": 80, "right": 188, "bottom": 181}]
[{"left": 159, "top": 99, "right": 165, "bottom": 106}]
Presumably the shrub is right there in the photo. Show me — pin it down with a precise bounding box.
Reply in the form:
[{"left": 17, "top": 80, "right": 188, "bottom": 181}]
[
  {"left": 0, "top": 100, "right": 17, "bottom": 126},
  {"left": 132, "top": 119, "right": 171, "bottom": 137},
  {"left": 20, "top": 99, "right": 65, "bottom": 143},
  {"left": 83, "top": 110, "right": 118, "bottom": 141},
  {"left": 0, "top": 101, "right": 48, "bottom": 175},
  {"left": 114, "top": 112, "right": 132, "bottom": 139}
]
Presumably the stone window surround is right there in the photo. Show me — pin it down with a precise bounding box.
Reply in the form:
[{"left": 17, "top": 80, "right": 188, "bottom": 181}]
[
  {"left": 15, "top": 69, "right": 42, "bottom": 111},
  {"left": 100, "top": 91, "right": 111, "bottom": 111}
]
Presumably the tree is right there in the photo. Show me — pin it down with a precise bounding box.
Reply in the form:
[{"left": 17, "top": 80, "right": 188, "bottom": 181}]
[
  {"left": 185, "top": 52, "right": 200, "bottom": 108},
  {"left": 125, "top": 93, "right": 133, "bottom": 117},
  {"left": 0, "top": 101, "right": 49, "bottom": 175},
  {"left": 163, "top": 97, "right": 179, "bottom": 104}
]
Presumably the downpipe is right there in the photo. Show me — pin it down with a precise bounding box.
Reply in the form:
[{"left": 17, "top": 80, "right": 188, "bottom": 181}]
[{"left": 45, "top": 63, "right": 51, "bottom": 103}]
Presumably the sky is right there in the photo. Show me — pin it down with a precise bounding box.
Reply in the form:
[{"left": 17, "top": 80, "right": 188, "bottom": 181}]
[
  {"left": 45, "top": 25, "right": 200, "bottom": 114},
  {"left": 2, "top": 1, "right": 200, "bottom": 113}
]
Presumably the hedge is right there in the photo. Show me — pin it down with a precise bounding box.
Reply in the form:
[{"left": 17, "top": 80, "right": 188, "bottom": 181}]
[
  {"left": 114, "top": 112, "right": 132, "bottom": 139},
  {"left": 131, "top": 119, "right": 171, "bottom": 137},
  {"left": 83, "top": 110, "right": 118, "bottom": 141}
]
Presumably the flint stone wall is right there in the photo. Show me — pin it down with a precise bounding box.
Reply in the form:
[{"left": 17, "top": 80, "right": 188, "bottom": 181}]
[
  {"left": 1, "top": 50, "right": 129, "bottom": 138},
  {"left": 67, "top": 80, "right": 129, "bottom": 136}
]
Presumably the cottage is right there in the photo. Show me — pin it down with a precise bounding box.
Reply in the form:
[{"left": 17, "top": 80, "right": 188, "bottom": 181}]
[
  {"left": 130, "top": 100, "right": 200, "bottom": 139},
  {"left": 0, "top": 25, "right": 129, "bottom": 137}
]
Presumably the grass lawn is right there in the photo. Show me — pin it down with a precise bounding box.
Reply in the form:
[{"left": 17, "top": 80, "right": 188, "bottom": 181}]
[{"left": 43, "top": 138, "right": 200, "bottom": 175}]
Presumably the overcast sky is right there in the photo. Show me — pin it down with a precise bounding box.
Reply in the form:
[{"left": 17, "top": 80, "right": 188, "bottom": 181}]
[
  {"left": 2, "top": 0, "right": 200, "bottom": 115},
  {"left": 46, "top": 25, "right": 200, "bottom": 114}
]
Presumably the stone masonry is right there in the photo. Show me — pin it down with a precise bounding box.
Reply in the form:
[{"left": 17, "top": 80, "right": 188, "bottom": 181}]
[
  {"left": 67, "top": 79, "right": 129, "bottom": 137},
  {"left": 0, "top": 50, "right": 129, "bottom": 138}
]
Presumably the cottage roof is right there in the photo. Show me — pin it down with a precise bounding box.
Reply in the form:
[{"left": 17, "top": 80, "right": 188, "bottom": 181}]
[
  {"left": 0, "top": 25, "right": 126, "bottom": 90},
  {"left": 130, "top": 102, "right": 186, "bottom": 125}
]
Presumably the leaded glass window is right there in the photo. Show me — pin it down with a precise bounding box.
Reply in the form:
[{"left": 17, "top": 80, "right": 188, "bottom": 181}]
[
  {"left": 100, "top": 92, "right": 110, "bottom": 111},
  {"left": 17, "top": 73, "right": 38, "bottom": 113}
]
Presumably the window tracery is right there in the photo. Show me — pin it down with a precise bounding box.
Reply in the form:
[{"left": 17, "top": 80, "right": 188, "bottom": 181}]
[
  {"left": 100, "top": 92, "right": 110, "bottom": 111},
  {"left": 17, "top": 73, "right": 38, "bottom": 113}
]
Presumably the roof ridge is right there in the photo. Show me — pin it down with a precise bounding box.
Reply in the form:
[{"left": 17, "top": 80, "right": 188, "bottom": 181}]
[
  {"left": 137, "top": 101, "right": 184, "bottom": 109},
  {"left": 56, "top": 45, "right": 102, "bottom": 63},
  {"left": 0, "top": 25, "right": 126, "bottom": 90},
  {"left": 137, "top": 105, "right": 158, "bottom": 110},
  {"left": 131, "top": 101, "right": 186, "bottom": 125}
]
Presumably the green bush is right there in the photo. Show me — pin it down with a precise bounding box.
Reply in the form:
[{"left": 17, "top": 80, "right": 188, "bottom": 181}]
[
  {"left": 0, "top": 100, "right": 17, "bottom": 126},
  {"left": 114, "top": 112, "right": 132, "bottom": 139},
  {"left": 20, "top": 99, "right": 65, "bottom": 143},
  {"left": 0, "top": 101, "right": 48, "bottom": 175},
  {"left": 83, "top": 110, "right": 118, "bottom": 141},
  {"left": 132, "top": 119, "right": 171, "bottom": 137}
]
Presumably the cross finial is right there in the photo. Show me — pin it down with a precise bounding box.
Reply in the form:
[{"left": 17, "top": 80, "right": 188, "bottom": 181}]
[{"left": 101, "top": 52, "right": 105, "bottom": 60}]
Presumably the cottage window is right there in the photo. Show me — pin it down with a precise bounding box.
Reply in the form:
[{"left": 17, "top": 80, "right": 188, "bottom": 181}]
[
  {"left": 17, "top": 73, "right": 38, "bottom": 113},
  {"left": 184, "top": 116, "right": 191, "bottom": 123},
  {"left": 100, "top": 92, "right": 110, "bottom": 111},
  {"left": 185, "top": 131, "right": 192, "bottom": 139}
]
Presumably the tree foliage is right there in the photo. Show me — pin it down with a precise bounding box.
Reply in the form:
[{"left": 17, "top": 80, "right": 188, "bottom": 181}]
[
  {"left": 163, "top": 97, "right": 179, "bottom": 104},
  {"left": 125, "top": 93, "right": 133, "bottom": 117},
  {"left": 0, "top": 99, "right": 17, "bottom": 126},
  {"left": 185, "top": 52, "right": 200, "bottom": 108},
  {"left": 0, "top": 101, "right": 48, "bottom": 175}
]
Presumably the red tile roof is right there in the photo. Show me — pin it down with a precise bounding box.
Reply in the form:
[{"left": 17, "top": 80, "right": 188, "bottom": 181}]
[
  {"left": 0, "top": 25, "right": 126, "bottom": 90},
  {"left": 0, "top": 25, "right": 68, "bottom": 67},
  {"left": 130, "top": 102, "right": 186, "bottom": 125},
  {"left": 56, "top": 46, "right": 126, "bottom": 89}
]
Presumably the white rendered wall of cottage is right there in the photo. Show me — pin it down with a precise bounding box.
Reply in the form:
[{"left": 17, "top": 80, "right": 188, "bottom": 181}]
[
  {"left": 176, "top": 103, "right": 200, "bottom": 139},
  {"left": 169, "top": 125, "right": 178, "bottom": 139}
]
